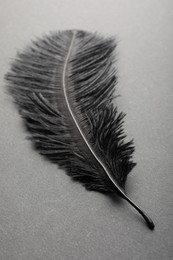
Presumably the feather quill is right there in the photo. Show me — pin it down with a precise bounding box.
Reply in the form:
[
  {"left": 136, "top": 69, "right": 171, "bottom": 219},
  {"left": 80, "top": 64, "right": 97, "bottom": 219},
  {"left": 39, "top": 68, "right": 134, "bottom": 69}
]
[{"left": 5, "top": 30, "right": 154, "bottom": 230}]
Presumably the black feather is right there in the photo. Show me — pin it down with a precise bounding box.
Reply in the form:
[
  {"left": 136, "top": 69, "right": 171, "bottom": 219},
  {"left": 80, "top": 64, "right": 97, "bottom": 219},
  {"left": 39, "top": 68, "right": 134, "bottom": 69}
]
[{"left": 5, "top": 30, "right": 154, "bottom": 230}]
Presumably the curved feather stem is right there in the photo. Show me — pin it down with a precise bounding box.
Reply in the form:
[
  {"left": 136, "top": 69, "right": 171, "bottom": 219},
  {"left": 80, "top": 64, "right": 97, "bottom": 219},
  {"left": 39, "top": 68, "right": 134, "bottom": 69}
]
[
  {"left": 63, "top": 31, "right": 154, "bottom": 231},
  {"left": 122, "top": 195, "right": 155, "bottom": 230}
]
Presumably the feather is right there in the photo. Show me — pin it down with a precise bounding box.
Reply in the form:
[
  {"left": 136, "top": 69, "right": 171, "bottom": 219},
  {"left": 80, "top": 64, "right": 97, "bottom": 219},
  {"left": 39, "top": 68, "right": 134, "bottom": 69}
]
[{"left": 5, "top": 30, "right": 154, "bottom": 230}]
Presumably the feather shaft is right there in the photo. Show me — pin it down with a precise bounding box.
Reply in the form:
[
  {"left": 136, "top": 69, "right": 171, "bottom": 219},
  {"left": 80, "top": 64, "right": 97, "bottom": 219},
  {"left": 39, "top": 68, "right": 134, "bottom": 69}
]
[{"left": 63, "top": 31, "right": 154, "bottom": 230}]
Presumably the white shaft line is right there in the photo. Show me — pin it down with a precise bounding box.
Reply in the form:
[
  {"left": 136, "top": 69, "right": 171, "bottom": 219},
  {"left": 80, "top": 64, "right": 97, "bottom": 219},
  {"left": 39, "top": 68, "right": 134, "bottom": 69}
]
[
  {"left": 62, "top": 31, "right": 126, "bottom": 196},
  {"left": 61, "top": 31, "right": 154, "bottom": 229}
]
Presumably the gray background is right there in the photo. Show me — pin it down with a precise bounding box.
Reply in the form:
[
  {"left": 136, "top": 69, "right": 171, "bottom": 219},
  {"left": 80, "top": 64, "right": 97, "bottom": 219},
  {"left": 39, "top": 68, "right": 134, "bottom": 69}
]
[{"left": 0, "top": 0, "right": 173, "bottom": 259}]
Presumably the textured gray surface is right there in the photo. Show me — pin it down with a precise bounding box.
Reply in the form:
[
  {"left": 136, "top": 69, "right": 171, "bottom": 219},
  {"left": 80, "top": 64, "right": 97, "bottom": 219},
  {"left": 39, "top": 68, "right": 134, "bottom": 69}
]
[{"left": 0, "top": 1, "right": 173, "bottom": 259}]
